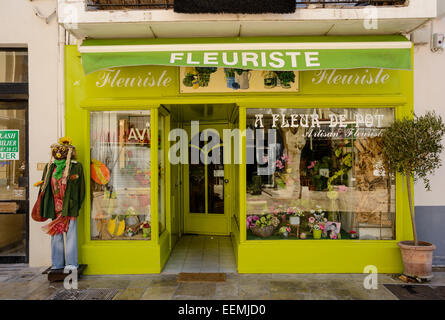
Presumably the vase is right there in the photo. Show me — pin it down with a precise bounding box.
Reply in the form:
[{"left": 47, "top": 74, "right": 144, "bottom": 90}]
[
  {"left": 289, "top": 216, "right": 300, "bottom": 225},
  {"left": 142, "top": 227, "right": 151, "bottom": 238},
  {"left": 280, "top": 82, "right": 291, "bottom": 89},
  {"left": 313, "top": 229, "right": 322, "bottom": 239},
  {"left": 226, "top": 77, "right": 236, "bottom": 89}
]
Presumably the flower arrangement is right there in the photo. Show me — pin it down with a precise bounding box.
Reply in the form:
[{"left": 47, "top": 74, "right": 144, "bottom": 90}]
[
  {"left": 274, "top": 154, "right": 290, "bottom": 189},
  {"left": 247, "top": 214, "right": 278, "bottom": 238},
  {"left": 279, "top": 226, "right": 291, "bottom": 234},
  {"left": 255, "top": 214, "right": 274, "bottom": 228},
  {"left": 307, "top": 209, "right": 327, "bottom": 232},
  {"left": 288, "top": 207, "right": 304, "bottom": 217},
  {"left": 140, "top": 220, "right": 151, "bottom": 238},
  {"left": 140, "top": 220, "right": 150, "bottom": 230},
  {"left": 349, "top": 230, "right": 358, "bottom": 239}
]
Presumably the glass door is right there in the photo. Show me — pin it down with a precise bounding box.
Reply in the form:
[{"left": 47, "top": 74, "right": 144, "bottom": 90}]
[
  {"left": 183, "top": 124, "right": 231, "bottom": 235},
  {"left": 0, "top": 101, "right": 28, "bottom": 263}
]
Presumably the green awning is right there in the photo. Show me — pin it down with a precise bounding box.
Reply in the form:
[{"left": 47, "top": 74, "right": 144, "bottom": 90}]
[{"left": 79, "top": 36, "right": 412, "bottom": 75}]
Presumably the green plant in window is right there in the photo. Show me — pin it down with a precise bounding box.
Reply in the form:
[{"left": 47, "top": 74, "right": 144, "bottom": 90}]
[
  {"left": 255, "top": 214, "right": 274, "bottom": 228},
  {"left": 276, "top": 71, "right": 296, "bottom": 88},
  {"left": 327, "top": 142, "right": 353, "bottom": 191},
  {"left": 182, "top": 73, "right": 195, "bottom": 87}
]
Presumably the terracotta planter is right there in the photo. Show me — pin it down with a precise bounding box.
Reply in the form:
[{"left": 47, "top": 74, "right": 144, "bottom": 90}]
[{"left": 398, "top": 241, "right": 436, "bottom": 279}]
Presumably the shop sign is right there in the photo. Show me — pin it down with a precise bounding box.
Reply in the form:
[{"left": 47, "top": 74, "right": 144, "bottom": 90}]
[
  {"left": 80, "top": 41, "right": 412, "bottom": 75},
  {"left": 302, "top": 68, "right": 401, "bottom": 94},
  {"left": 254, "top": 113, "right": 386, "bottom": 139},
  {"left": 86, "top": 66, "right": 178, "bottom": 98},
  {"left": 0, "top": 130, "right": 19, "bottom": 160}
]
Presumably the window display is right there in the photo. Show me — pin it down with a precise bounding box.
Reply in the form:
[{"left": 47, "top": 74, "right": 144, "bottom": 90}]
[
  {"left": 90, "top": 111, "right": 151, "bottom": 240},
  {"left": 246, "top": 108, "right": 396, "bottom": 240}
]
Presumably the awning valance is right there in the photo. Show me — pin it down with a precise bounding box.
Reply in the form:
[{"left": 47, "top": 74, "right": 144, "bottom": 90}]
[{"left": 79, "top": 36, "right": 412, "bottom": 75}]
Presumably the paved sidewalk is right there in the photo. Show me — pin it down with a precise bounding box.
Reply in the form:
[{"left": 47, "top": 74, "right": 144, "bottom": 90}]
[{"left": 1, "top": 264, "right": 445, "bottom": 300}]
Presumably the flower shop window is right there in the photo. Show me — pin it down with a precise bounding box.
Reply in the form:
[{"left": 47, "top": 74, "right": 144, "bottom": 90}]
[
  {"left": 246, "top": 108, "right": 396, "bottom": 240},
  {"left": 90, "top": 111, "right": 152, "bottom": 240}
]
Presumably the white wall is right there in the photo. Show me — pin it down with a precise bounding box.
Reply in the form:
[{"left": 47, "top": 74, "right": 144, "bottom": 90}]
[
  {"left": 413, "top": 16, "right": 445, "bottom": 206},
  {"left": 0, "top": 0, "right": 59, "bottom": 266}
]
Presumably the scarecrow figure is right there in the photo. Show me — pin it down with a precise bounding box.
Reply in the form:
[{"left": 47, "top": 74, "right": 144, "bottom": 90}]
[{"left": 32, "top": 137, "right": 85, "bottom": 271}]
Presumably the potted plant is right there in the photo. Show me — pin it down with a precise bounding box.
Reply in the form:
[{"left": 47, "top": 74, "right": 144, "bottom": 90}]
[
  {"left": 140, "top": 220, "right": 151, "bottom": 238},
  {"left": 247, "top": 214, "right": 279, "bottom": 238},
  {"left": 263, "top": 71, "right": 277, "bottom": 89},
  {"left": 381, "top": 111, "right": 445, "bottom": 279},
  {"left": 276, "top": 71, "right": 296, "bottom": 89},
  {"left": 288, "top": 207, "right": 304, "bottom": 225},
  {"left": 308, "top": 210, "right": 327, "bottom": 239},
  {"left": 279, "top": 226, "right": 291, "bottom": 239},
  {"left": 196, "top": 67, "right": 217, "bottom": 87}
]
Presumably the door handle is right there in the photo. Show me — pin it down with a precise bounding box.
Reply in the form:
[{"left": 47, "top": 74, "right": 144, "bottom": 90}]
[{"left": 224, "top": 179, "right": 229, "bottom": 184}]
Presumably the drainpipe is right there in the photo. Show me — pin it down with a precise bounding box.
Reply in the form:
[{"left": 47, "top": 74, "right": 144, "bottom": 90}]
[{"left": 57, "top": 24, "right": 66, "bottom": 138}]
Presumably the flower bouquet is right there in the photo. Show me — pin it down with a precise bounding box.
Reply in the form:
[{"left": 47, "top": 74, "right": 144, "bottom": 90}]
[
  {"left": 140, "top": 220, "right": 151, "bottom": 238},
  {"left": 279, "top": 226, "right": 291, "bottom": 238},
  {"left": 288, "top": 207, "right": 304, "bottom": 225},
  {"left": 247, "top": 214, "right": 279, "bottom": 238},
  {"left": 308, "top": 209, "right": 327, "bottom": 239}
]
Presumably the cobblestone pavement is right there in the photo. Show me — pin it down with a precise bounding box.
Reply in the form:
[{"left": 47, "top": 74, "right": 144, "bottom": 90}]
[{"left": 1, "top": 264, "right": 445, "bottom": 300}]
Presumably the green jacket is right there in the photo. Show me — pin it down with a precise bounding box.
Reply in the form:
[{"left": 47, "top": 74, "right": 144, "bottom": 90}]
[{"left": 39, "top": 161, "right": 86, "bottom": 219}]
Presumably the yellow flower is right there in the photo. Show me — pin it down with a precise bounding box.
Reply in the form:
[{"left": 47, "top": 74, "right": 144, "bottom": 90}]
[
  {"left": 58, "top": 136, "right": 72, "bottom": 145},
  {"left": 34, "top": 181, "right": 43, "bottom": 187}
]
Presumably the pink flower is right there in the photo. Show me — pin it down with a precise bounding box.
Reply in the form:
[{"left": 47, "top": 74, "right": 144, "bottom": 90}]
[
  {"left": 281, "top": 154, "right": 290, "bottom": 162},
  {"left": 287, "top": 207, "right": 295, "bottom": 215},
  {"left": 319, "top": 224, "right": 326, "bottom": 231},
  {"left": 338, "top": 185, "right": 349, "bottom": 192},
  {"left": 273, "top": 209, "right": 279, "bottom": 215},
  {"left": 307, "top": 161, "right": 317, "bottom": 169},
  {"left": 330, "top": 233, "right": 338, "bottom": 239},
  {"left": 276, "top": 160, "right": 284, "bottom": 170},
  {"left": 308, "top": 217, "right": 315, "bottom": 224}
]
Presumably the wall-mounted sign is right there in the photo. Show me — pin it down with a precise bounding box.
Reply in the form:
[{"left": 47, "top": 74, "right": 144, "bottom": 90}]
[
  {"left": 0, "top": 130, "right": 19, "bottom": 160},
  {"left": 180, "top": 67, "right": 299, "bottom": 93},
  {"left": 302, "top": 68, "right": 401, "bottom": 94},
  {"left": 85, "top": 66, "right": 178, "bottom": 98}
]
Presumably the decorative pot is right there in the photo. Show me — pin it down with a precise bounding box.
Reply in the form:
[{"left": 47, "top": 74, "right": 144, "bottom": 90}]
[
  {"left": 398, "top": 241, "right": 436, "bottom": 280},
  {"left": 237, "top": 71, "right": 251, "bottom": 89},
  {"left": 264, "top": 72, "right": 277, "bottom": 88},
  {"left": 313, "top": 229, "right": 322, "bottom": 239},
  {"left": 280, "top": 82, "right": 291, "bottom": 89},
  {"left": 142, "top": 227, "right": 151, "bottom": 238},
  {"left": 289, "top": 216, "right": 300, "bottom": 225},
  {"left": 250, "top": 225, "right": 275, "bottom": 238},
  {"left": 226, "top": 77, "right": 237, "bottom": 89},
  {"left": 281, "top": 231, "right": 289, "bottom": 239}
]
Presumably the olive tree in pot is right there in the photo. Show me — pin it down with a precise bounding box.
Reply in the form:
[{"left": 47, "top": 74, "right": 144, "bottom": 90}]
[{"left": 381, "top": 111, "right": 445, "bottom": 280}]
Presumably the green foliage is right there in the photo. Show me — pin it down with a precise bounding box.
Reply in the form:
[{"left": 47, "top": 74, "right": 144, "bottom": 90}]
[
  {"left": 382, "top": 111, "right": 445, "bottom": 191},
  {"left": 276, "top": 71, "right": 296, "bottom": 84},
  {"left": 255, "top": 214, "right": 273, "bottom": 228}
]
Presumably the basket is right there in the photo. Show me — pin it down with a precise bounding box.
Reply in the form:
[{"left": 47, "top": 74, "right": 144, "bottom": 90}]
[{"left": 250, "top": 225, "right": 275, "bottom": 238}]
